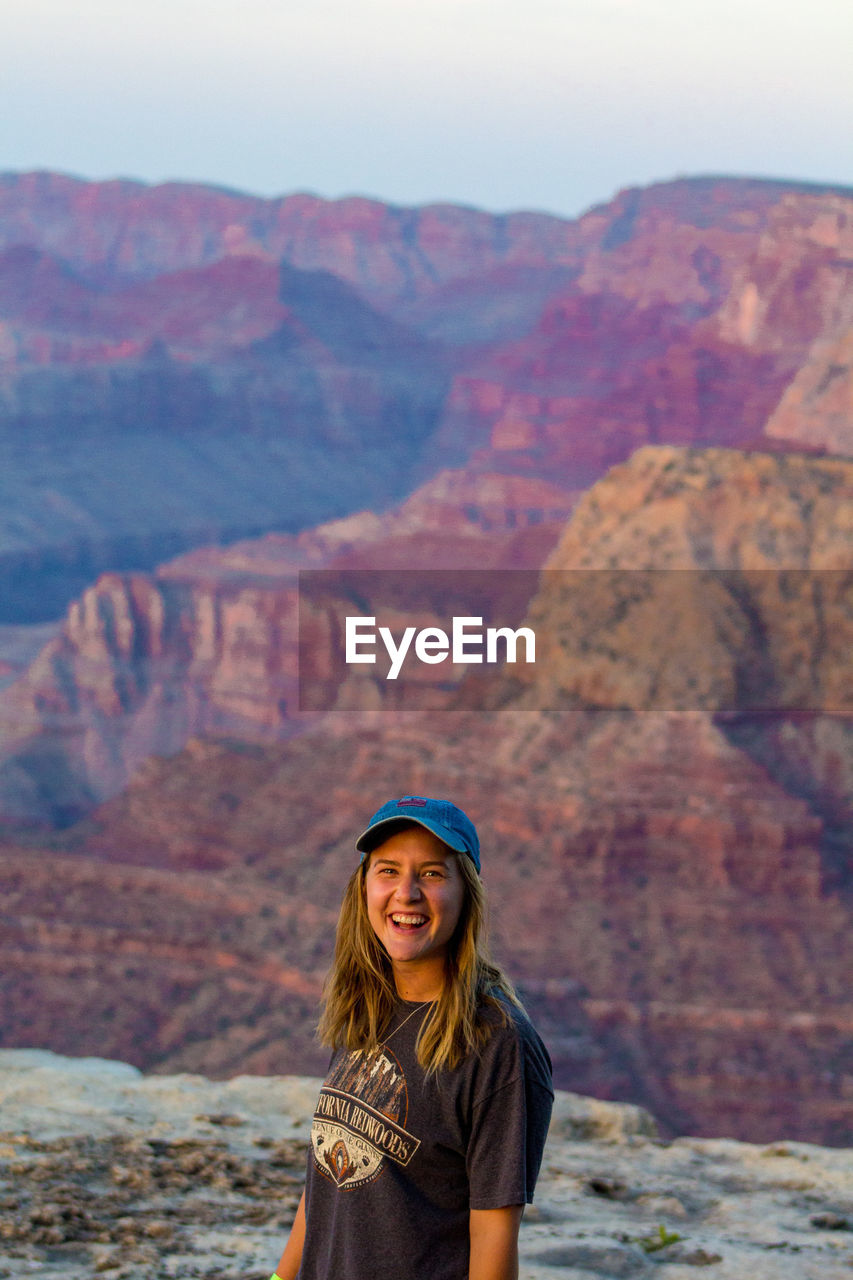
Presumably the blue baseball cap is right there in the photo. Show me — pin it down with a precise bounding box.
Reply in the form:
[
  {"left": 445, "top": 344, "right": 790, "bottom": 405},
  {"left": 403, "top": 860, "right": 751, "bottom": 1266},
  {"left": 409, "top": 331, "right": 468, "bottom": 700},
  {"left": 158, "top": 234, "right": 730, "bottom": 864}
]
[{"left": 356, "top": 795, "right": 481, "bottom": 873}]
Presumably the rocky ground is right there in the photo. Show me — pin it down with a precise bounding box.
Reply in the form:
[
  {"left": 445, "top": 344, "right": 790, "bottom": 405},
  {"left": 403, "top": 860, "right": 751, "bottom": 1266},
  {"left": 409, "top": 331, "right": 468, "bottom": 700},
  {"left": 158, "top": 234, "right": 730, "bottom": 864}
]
[{"left": 0, "top": 1051, "right": 851, "bottom": 1279}]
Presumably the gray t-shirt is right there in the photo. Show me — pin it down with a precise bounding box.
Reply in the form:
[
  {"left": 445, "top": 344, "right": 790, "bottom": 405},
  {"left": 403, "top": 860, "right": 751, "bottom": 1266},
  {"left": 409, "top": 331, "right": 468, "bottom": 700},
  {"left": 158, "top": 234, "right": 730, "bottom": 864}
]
[{"left": 297, "top": 996, "right": 554, "bottom": 1280}]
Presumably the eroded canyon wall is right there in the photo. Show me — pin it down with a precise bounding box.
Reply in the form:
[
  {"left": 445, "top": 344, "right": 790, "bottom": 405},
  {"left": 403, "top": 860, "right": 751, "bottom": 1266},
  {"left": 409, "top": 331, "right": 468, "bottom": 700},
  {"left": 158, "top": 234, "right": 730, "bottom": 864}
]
[
  {"left": 1, "top": 447, "right": 851, "bottom": 1145},
  {"left": 3, "top": 173, "right": 852, "bottom": 621}
]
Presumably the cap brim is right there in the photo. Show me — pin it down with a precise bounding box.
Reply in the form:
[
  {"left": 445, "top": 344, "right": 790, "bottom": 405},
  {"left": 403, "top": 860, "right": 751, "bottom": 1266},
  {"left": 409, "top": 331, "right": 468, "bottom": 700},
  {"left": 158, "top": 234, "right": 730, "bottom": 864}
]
[{"left": 356, "top": 815, "right": 469, "bottom": 858}]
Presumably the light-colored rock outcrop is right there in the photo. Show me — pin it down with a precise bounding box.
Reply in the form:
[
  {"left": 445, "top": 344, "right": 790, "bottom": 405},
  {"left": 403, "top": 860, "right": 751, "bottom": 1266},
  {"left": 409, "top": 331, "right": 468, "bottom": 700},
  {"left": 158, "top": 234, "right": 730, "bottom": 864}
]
[
  {"left": 765, "top": 319, "right": 853, "bottom": 455},
  {"left": 1, "top": 1051, "right": 851, "bottom": 1279}
]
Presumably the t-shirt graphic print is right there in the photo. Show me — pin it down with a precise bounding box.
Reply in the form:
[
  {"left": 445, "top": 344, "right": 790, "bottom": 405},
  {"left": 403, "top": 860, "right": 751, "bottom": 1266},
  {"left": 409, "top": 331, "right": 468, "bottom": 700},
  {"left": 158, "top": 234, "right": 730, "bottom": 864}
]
[
  {"left": 311, "top": 1046, "right": 420, "bottom": 1189},
  {"left": 296, "top": 999, "right": 553, "bottom": 1280}
]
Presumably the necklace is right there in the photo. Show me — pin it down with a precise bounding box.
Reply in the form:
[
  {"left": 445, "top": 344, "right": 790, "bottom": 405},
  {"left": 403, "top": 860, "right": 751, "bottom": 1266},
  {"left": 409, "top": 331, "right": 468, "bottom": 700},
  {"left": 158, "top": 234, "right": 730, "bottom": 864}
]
[{"left": 382, "top": 1000, "right": 432, "bottom": 1046}]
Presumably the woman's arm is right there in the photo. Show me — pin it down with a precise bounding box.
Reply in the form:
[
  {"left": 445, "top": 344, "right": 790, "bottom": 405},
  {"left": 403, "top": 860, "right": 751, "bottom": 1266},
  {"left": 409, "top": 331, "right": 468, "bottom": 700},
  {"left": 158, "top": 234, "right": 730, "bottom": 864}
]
[
  {"left": 468, "top": 1205, "right": 524, "bottom": 1280},
  {"left": 272, "top": 1188, "right": 307, "bottom": 1280}
]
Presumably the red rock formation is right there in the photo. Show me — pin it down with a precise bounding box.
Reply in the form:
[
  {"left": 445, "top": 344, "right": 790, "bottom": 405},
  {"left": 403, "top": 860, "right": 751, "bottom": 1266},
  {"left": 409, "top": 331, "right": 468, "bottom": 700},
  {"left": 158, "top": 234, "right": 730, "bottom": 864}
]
[
  {"left": 2, "top": 172, "right": 853, "bottom": 628},
  {"left": 1, "top": 447, "right": 852, "bottom": 1146},
  {"left": 0, "top": 170, "right": 583, "bottom": 304},
  {"left": 510, "top": 446, "right": 853, "bottom": 892},
  {"left": 429, "top": 186, "right": 853, "bottom": 480},
  {"left": 0, "top": 470, "right": 575, "bottom": 822},
  {"left": 4, "top": 446, "right": 853, "bottom": 822},
  {"left": 0, "top": 701, "right": 847, "bottom": 1142}
]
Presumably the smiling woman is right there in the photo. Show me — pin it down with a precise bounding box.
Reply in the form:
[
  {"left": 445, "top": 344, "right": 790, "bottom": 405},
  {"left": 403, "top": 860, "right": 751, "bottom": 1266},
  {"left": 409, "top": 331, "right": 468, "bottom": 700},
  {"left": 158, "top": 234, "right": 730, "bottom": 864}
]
[
  {"left": 364, "top": 828, "right": 467, "bottom": 994},
  {"left": 269, "top": 795, "right": 554, "bottom": 1280}
]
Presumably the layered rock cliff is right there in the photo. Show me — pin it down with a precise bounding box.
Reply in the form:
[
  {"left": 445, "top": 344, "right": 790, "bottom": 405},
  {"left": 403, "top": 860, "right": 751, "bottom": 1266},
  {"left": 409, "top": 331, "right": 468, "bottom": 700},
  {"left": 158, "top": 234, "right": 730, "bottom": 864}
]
[
  {"left": 0, "top": 469, "right": 574, "bottom": 822},
  {"left": 0, "top": 698, "right": 848, "bottom": 1144},
  {"left": 516, "top": 447, "right": 853, "bottom": 883},
  {"left": 1, "top": 447, "right": 851, "bottom": 1146},
  {"left": 3, "top": 173, "right": 852, "bottom": 623},
  {"left": 430, "top": 183, "right": 853, "bottom": 480}
]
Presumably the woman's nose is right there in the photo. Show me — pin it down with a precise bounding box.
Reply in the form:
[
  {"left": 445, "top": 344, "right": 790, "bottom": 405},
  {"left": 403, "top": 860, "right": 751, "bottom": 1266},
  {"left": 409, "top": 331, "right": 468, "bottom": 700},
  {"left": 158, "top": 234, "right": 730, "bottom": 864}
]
[{"left": 396, "top": 874, "right": 422, "bottom": 901}]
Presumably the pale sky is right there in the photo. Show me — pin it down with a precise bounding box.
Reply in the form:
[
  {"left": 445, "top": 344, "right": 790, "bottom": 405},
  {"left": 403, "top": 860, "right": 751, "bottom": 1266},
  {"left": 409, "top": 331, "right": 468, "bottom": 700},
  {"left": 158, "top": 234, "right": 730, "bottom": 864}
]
[{"left": 3, "top": 0, "right": 852, "bottom": 216}]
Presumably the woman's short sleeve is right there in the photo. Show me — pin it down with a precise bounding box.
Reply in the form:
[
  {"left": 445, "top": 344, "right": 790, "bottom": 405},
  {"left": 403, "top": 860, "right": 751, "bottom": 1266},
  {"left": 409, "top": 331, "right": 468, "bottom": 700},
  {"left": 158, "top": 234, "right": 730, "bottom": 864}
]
[{"left": 465, "top": 1010, "right": 554, "bottom": 1209}]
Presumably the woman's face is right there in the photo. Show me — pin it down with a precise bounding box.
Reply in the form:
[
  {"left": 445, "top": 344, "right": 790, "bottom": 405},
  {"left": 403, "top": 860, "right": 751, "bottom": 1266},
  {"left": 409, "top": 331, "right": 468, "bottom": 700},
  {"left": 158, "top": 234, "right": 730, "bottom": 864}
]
[{"left": 363, "top": 825, "right": 466, "bottom": 997}]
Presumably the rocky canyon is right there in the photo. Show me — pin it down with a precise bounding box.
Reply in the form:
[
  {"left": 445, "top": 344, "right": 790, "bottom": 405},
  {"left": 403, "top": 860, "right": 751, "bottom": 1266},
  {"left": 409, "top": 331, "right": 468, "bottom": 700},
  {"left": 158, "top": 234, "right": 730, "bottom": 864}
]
[
  {"left": 2, "top": 172, "right": 852, "bottom": 621},
  {"left": 0, "top": 173, "right": 852, "bottom": 1150}
]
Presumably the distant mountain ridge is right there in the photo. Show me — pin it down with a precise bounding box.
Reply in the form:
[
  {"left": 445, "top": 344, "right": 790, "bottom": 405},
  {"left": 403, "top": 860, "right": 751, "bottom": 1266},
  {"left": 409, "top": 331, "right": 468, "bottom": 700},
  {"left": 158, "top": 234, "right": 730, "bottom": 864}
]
[
  {"left": 3, "top": 170, "right": 851, "bottom": 293},
  {"left": 2, "top": 171, "right": 852, "bottom": 622}
]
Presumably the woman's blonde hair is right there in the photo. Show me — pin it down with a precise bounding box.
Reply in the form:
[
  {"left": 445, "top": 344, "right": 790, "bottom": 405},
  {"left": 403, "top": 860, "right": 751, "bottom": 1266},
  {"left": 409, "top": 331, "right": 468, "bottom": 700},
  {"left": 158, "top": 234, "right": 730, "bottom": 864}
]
[{"left": 317, "top": 832, "right": 520, "bottom": 1073}]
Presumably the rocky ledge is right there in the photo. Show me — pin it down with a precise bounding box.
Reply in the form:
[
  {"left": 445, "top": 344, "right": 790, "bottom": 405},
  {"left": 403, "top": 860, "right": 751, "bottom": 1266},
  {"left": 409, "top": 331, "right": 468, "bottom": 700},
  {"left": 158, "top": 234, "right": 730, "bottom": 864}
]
[{"left": 1, "top": 1051, "right": 851, "bottom": 1280}]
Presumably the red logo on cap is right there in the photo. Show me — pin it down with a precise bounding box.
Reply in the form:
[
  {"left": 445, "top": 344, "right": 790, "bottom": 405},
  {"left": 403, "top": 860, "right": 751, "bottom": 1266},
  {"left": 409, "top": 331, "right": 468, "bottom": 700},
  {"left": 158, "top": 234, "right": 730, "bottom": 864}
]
[{"left": 397, "top": 798, "right": 427, "bottom": 807}]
